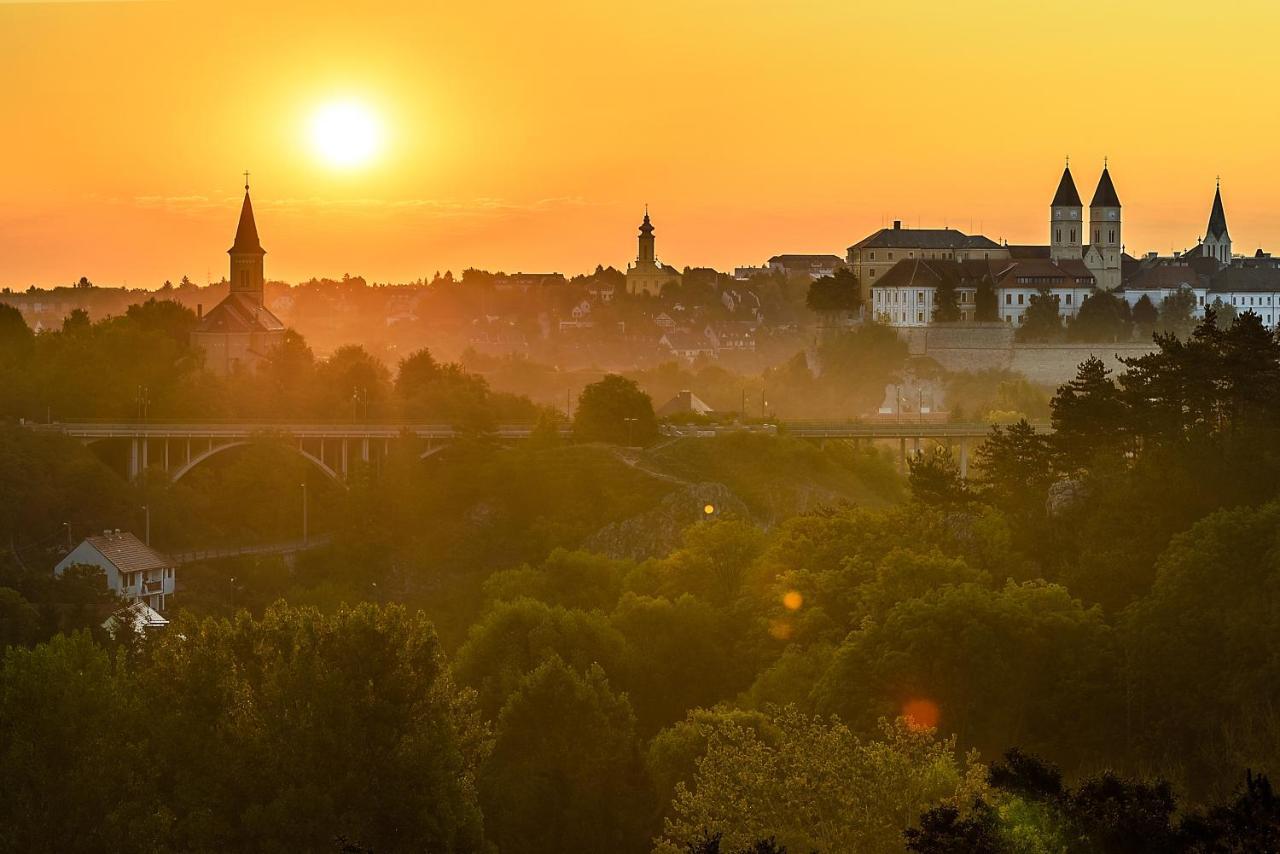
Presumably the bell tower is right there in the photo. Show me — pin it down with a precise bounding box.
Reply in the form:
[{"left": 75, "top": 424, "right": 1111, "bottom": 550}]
[
  {"left": 229, "top": 173, "right": 266, "bottom": 304},
  {"left": 1089, "top": 162, "right": 1123, "bottom": 290},
  {"left": 1050, "top": 160, "right": 1083, "bottom": 262},
  {"left": 1203, "top": 179, "right": 1231, "bottom": 265},
  {"left": 637, "top": 206, "right": 656, "bottom": 265}
]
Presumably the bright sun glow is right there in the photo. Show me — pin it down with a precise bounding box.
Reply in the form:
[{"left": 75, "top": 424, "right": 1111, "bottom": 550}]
[{"left": 309, "top": 100, "right": 383, "bottom": 168}]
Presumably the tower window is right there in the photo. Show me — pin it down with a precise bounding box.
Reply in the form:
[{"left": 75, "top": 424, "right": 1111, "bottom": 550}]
[
  {"left": 1070, "top": 229, "right": 1075, "bottom": 242},
  {"left": 1056, "top": 229, "right": 1062, "bottom": 242}
]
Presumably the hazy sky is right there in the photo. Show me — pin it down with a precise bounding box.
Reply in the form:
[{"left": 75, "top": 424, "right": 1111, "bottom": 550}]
[{"left": 2, "top": 0, "right": 1279, "bottom": 288}]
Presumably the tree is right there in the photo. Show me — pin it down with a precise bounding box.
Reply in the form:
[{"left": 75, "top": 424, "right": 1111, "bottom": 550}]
[
  {"left": 1069, "top": 290, "right": 1133, "bottom": 342},
  {"left": 1132, "top": 294, "right": 1158, "bottom": 339},
  {"left": 480, "top": 658, "right": 651, "bottom": 853},
  {"left": 1209, "top": 296, "right": 1237, "bottom": 330},
  {"left": 974, "top": 277, "right": 999, "bottom": 322},
  {"left": 655, "top": 708, "right": 986, "bottom": 854},
  {"left": 1124, "top": 501, "right": 1280, "bottom": 798},
  {"left": 933, "top": 278, "right": 961, "bottom": 323},
  {"left": 1015, "top": 289, "right": 1064, "bottom": 342},
  {"left": 908, "top": 446, "right": 971, "bottom": 508},
  {"left": 1158, "top": 287, "right": 1198, "bottom": 339},
  {"left": 1050, "top": 356, "right": 1127, "bottom": 469},
  {"left": 573, "top": 374, "right": 658, "bottom": 445},
  {"left": 815, "top": 581, "right": 1121, "bottom": 766},
  {"left": 805, "top": 268, "right": 861, "bottom": 315}
]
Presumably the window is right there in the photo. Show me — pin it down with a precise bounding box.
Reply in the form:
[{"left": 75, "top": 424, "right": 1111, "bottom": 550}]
[
  {"left": 1095, "top": 229, "right": 1100, "bottom": 243},
  {"left": 1070, "top": 228, "right": 1075, "bottom": 242},
  {"left": 870, "top": 269, "right": 876, "bottom": 278},
  {"left": 888, "top": 252, "right": 894, "bottom": 260},
  {"left": 1018, "top": 294, "right": 1025, "bottom": 305},
  {"left": 916, "top": 291, "right": 924, "bottom": 302},
  {"left": 909, "top": 251, "right": 915, "bottom": 259},
  {"left": 917, "top": 312, "right": 924, "bottom": 323},
  {"left": 869, "top": 252, "right": 875, "bottom": 260},
  {"left": 1005, "top": 294, "right": 1012, "bottom": 305},
  {"left": 1056, "top": 229, "right": 1062, "bottom": 242},
  {"left": 1065, "top": 294, "right": 1073, "bottom": 305},
  {"left": 1005, "top": 316, "right": 1012, "bottom": 323}
]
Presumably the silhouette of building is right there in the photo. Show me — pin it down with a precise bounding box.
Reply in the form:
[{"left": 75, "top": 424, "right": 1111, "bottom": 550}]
[
  {"left": 625, "top": 208, "right": 681, "bottom": 296},
  {"left": 190, "top": 179, "right": 286, "bottom": 374},
  {"left": 1201, "top": 182, "right": 1232, "bottom": 264},
  {"left": 1083, "top": 163, "right": 1123, "bottom": 291},
  {"left": 846, "top": 222, "right": 1008, "bottom": 304}
]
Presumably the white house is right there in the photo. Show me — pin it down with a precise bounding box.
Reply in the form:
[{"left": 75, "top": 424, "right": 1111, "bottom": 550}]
[{"left": 55, "top": 530, "right": 176, "bottom": 613}]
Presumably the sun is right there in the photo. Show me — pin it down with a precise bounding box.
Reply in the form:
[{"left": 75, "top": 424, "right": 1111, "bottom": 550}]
[{"left": 308, "top": 100, "right": 383, "bottom": 169}]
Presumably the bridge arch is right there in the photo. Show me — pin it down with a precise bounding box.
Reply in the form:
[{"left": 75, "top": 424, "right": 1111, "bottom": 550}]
[{"left": 169, "top": 440, "right": 343, "bottom": 484}]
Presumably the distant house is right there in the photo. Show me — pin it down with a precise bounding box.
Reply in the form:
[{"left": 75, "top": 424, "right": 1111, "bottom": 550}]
[
  {"left": 659, "top": 331, "right": 717, "bottom": 362},
  {"left": 103, "top": 601, "right": 169, "bottom": 636},
  {"left": 767, "top": 254, "right": 846, "bottom": 280},
  {"left": 705, "top": 320, "right": 758, "bottom": 352},
  {"left": 657, "top": 390, "right": 716, "bottom": 418},
  {"left": 55, "top": 530, "right": 176, "bottom": 613}
]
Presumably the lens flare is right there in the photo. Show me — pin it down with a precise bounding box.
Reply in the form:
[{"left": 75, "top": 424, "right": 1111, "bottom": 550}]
[
  {"left": 782, "top": 590, "right": 803, "bottom": 611},
  {"left": 901, "top": 698, "right": 941, "bottom": 731}
]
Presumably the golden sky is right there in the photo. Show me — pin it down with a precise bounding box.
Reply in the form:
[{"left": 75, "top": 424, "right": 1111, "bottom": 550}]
[{"left": 2, "top": 0, "right": 1279, "bottom": 288}]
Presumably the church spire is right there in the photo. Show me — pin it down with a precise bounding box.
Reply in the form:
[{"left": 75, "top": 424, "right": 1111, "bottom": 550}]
[
  {"left": 230, "top": 182, "right": 265, "bottom": 256},
  {"left": 1206, "top": 181, "right": 1229, "bottom": 240}
]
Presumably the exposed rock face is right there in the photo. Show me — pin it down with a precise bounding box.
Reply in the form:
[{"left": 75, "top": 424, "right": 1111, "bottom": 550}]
[
  {"left": 581, "top": 482, "right": 749, "bottom": 561},
  {"left": 1046, "top": 478, "right": 1089, "bottom": 518}
]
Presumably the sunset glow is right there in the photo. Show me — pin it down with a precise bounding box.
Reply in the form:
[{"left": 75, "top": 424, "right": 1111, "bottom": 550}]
[
  {"left": 309, "top": 100, "right": 384, "bottom": 169},
  {"left": 4, "top": 0, "right": 1280, "bottom": 288}
]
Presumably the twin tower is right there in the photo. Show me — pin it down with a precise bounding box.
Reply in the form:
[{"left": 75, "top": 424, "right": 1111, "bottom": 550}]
[{"left": 1049, "top": 163, "right": 1123, "bottom": 291}]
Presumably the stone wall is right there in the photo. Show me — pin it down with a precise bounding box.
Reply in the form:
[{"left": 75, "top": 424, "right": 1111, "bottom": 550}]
[{"left": 900, "top": 324, "right": 1154, "bottom": 386}]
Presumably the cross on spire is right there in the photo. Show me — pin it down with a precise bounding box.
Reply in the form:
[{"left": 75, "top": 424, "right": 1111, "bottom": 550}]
[{"left": 243, "top": 171, "right": 251, "bottom": 192}]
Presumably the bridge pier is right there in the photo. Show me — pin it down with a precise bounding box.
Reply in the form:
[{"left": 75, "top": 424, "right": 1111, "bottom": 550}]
[
  {"left": 141, "top": 437, "right": 149, "bottom": 473},
  {"left": 129, "top": 438, "right": 140, "bottom": 481},
  {"left": 163, "top": 439, "right": 169, "bottom": 472},
  {"left": 361, "top": 437, "right": 369, "bottom": 463},
  {"left": 340, "top": 439, "right": 348, "bottom": 477},
  {"left": 959, "top": 438, "right": 969, "bottom": 479},
  {"left": 899, "top": 438, "right": 906, "bottom": 473}
]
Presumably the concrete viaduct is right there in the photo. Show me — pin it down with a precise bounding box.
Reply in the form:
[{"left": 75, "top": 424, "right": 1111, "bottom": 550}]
[{"left": 33, "top": 420, "right": 1042, "bottom": 482}]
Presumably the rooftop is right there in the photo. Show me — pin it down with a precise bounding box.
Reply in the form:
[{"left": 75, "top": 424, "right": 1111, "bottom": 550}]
[{"left": 850, "top": 224, "right": 1002, "bottom": 252}]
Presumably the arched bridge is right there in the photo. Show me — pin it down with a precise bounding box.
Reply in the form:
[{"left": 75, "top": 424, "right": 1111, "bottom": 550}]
[
  {"left": 34, "top": 421, "right": 554, "bottom": 483},
  {"left": 31, "top": 419, "right": 1043, "bottom": 482}
]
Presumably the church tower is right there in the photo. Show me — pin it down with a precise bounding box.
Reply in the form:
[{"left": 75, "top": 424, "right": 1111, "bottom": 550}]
[
  {"left": 636, "top": 207, "right": 656, "bottom": 265},
  {"left": 1050, "top": 162, "right": 1083, "bottom": 262},
  {"left": 1203, "top": 181, "right": 1231, "bottom": 265},
  {"left": 228, "top": 178, "right": 266, "bottom": 305},
  {"left": 1088, "top": 164, "right": 1123, "bottom": 290}
]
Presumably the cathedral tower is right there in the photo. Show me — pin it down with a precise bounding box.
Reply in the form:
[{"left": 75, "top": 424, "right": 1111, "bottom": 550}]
[
  {"left": 1203, "top": 181, "right": 1231, "bottom": 265},
  {"left": 228, "top": 178, "right": 266, "bottom": 305},
  {"left": 636, "top": 207, "right": 656, "bottom": 265},
  {"left": 1088, "top": 164, "right": 1123, "bottom": 290},
  {"left": 1050, "top": 163, "right": 1083, "bottom": 262}
]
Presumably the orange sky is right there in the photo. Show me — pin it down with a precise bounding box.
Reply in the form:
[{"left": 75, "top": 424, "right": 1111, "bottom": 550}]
[{"left": 2, "top": 0, "right": 1279, "bottom": 289}]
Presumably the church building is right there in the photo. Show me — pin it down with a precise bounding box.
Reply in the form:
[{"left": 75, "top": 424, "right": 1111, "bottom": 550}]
[
  {"left": 190, "top": 180, "right": 286, "bottom": 374},
  {"left": 625, "top": 208, "right": 681, "bottom": 296},
  {"left": 1051, "top": 162, "right": 1124, "bottom": 291}
]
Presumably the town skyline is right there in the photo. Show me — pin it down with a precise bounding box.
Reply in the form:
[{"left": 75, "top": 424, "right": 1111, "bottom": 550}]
[
  {"left": 0, "top": 161, "right": 1260, "bottom": 290},
  {"left": 5, "top": 0, "right": 1280, "bottom": 288}
]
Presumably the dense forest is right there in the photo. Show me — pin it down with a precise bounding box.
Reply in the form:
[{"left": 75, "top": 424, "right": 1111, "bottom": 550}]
[{"left": 1, "top": 303, "right": 1279, "bottom": 851}]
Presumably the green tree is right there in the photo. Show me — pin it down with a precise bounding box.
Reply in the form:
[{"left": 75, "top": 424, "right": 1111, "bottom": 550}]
[
  {"left": 974, "top": 277, "right": 999, "bottom": 322},
  {"left": 933, "top": 278, "right": 961, "bottom": 323},
  {"left": 1132, "top": 294, "right": 1158, "bottom": 340},
  {"left": 480, "top": 657, "right": 651, "bottom": 853},
  {"left": 1124, "top": 501, "right": 1280, "bottom": 799},
  {"left": 655, "top": 707, "right": 987, "bottom": 854},
  {"left": 815, "top": 581, "right": 1121, "bottom": 765},
  {"left": 573, "top": 374, "right": 658, "bottom": 445},
  {"left": 805, "top": 268, "right": 861, "bottom": 314},
  {"left": 1015, "top": 289, "right": 1064, "bottom": 342},
  {"left": 1158, "top": 287, "right": 1198, "bottom": 339},
  {"left": 1068, "top": 290, "right": 1133, "bottom": 342},
  {"left": 908, "top": 446, "right": 972, "bottom": 508},
  {"left": 1050, "top": 356, "right": 1127, "bottom": 470}
]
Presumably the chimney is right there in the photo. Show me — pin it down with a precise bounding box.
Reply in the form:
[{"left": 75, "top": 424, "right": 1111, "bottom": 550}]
[
  {"left": 197, "top": 303, "right": 203, "bottom": 320},
  {"left": 893, "top": 220, "right": 901, "bottom": 230}
]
